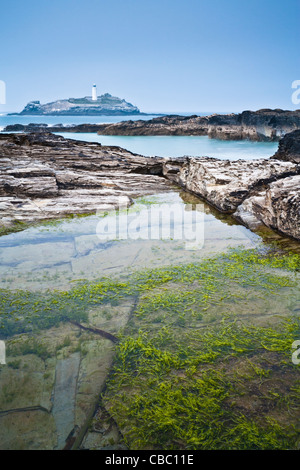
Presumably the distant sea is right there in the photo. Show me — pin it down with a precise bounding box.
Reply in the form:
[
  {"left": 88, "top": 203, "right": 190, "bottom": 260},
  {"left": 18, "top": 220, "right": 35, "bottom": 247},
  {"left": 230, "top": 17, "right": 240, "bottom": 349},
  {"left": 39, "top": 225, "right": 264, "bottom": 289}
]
[
  {"left": 0, "top": 112, "right": 278, "bottom": 160},
  {"left": 0, "top": 111, "right": 220, "bottom": 128},
  {"left": 0, "top": 113, "right": 163, "bottom": 129}
]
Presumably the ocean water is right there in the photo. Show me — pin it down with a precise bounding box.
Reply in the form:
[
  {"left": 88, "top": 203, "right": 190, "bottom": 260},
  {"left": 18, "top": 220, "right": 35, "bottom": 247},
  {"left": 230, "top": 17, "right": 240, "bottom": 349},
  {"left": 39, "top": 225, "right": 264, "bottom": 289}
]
[
  {"left": 58, "top": 132, "right": 278, "bottom": 159},
  {"left": 0, "top": 112, "right": 278, "bottom": 159},
  {"left": 0, "top": 113, "right": 160, "bottom": 129},
  {"left": 0, "top": 111, "right": 220, "bottom": 128}
]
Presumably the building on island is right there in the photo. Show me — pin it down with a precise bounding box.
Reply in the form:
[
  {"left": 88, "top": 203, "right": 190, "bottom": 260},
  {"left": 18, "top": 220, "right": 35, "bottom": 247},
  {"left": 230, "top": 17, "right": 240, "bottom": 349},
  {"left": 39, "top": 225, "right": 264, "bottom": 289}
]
[{"left": 92, "top": 84, "right": 97, "bottom": 101}]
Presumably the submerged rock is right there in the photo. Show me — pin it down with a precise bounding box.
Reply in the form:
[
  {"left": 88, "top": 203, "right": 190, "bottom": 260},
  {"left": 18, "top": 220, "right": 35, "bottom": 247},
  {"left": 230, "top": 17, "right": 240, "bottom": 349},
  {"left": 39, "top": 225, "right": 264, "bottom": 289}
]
[{"left": 0, "top": 300, "right": 135, "bottom": 450}]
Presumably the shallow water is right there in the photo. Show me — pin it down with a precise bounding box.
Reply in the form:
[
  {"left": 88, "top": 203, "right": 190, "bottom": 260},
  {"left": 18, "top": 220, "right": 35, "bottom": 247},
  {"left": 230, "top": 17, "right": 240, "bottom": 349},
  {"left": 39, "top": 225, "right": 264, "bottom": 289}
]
[{"left": 0, "top": 192, "right": 259, "bottom": 291}]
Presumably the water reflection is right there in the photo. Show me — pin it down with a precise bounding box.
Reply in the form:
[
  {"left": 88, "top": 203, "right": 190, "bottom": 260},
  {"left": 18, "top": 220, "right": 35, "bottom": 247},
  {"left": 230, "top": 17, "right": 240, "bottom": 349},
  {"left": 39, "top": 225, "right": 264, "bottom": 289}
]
[{"left": 0, "top": 191, "right": 259, "bottom": 291}]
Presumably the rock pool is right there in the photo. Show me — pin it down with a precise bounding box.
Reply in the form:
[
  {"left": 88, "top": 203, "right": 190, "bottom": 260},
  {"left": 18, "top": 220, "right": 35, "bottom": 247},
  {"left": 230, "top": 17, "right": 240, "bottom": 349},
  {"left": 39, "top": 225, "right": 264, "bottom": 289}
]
[{"left": 0, "top": 191, "right": 299, "bottom": 450}]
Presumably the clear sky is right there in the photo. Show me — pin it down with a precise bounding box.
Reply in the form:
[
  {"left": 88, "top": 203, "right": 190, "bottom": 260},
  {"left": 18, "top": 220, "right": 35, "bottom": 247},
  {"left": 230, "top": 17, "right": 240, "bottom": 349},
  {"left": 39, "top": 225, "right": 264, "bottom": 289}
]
[{"left": 0, "top": 0, "right": 299, "bottom": 113}]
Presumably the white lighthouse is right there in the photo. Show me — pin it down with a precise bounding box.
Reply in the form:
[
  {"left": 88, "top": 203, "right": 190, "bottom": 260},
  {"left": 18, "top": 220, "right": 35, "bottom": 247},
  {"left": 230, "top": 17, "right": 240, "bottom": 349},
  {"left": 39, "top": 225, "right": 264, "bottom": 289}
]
[{"left": 92, "top": 84, "right": 97, "bottom": 101}]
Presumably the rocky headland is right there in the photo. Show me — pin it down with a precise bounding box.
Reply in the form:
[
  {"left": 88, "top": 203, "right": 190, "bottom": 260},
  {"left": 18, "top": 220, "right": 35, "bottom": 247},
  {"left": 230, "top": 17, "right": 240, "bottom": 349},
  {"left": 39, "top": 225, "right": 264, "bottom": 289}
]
[
  {"left": 6, "top": 109, "right": 300, "bottom": 142},
  {"left": 0, "top": 130, "right": 299, "bottom": 241},
  {"left": 93, "top": 108, "right": 300, "bottom": 141}
]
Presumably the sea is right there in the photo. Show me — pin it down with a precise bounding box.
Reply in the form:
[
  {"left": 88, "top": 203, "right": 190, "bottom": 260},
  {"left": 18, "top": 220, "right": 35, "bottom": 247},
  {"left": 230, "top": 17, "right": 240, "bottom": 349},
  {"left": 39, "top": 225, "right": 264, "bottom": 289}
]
[{"left": 0, "top": 112, "right": 279, "bottom": 159}]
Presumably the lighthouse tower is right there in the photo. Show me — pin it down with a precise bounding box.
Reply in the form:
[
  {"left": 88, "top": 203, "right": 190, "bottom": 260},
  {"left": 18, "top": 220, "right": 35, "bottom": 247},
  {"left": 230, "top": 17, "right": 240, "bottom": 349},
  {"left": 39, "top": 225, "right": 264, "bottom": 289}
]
[{"left": 92, "top": 84, "right": 97, "bottom": 101}]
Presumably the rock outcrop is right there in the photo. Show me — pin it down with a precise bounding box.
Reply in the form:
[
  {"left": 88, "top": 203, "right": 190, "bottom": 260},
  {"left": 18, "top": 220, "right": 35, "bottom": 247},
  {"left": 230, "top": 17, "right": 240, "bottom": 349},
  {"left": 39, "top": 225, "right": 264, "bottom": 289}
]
[
  {"left": 4, "top": 123, "right": 104, "bottom": 133},
  {"left": 234, "top": 176, "right": 300, "bottom": 239},
  {"left": 272, "top": 129, "right": 300, "bottom": 163},
  {"left": 0, "top": 132, "right": 171, "bottom": 230},
  {"left": 94, "top": 109, "right": 300, "bottom": 141},
  {"left": 163, "top": 157, "right": 298, "bottom": 212},
  {"left": 163, "top": 155, "right": 300, "bottom": 240}
]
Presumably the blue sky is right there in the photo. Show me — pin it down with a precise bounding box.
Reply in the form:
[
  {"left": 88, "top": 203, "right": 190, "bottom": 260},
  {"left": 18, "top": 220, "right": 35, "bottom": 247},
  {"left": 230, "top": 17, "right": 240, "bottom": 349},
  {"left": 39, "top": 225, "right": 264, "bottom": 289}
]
[{"left": 0, "top": 0, "right": 299, "bottom": 113}]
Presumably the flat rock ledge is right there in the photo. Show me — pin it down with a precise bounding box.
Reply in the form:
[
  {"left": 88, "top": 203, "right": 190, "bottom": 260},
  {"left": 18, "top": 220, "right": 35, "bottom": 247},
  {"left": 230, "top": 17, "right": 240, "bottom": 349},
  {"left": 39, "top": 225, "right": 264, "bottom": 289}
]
[
  {"left": 0, "top": 132, "right": 171, "bottom": 230},
  {"left": 0, "top": 132, "right": 299, "bottom": 242}
]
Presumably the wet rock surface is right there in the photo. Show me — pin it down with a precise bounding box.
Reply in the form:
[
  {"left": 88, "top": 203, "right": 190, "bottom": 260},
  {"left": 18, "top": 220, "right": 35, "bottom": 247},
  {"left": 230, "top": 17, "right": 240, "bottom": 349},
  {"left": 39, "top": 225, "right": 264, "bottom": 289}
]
[{"left": 0, "top": 302, "right": 133, "bottom": 450}]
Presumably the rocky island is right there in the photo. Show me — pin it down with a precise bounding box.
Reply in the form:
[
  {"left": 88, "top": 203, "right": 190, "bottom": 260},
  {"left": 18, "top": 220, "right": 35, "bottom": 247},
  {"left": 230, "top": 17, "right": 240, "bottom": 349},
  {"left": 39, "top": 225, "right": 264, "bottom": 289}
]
[
  {"left": 12, "top": 92, "right": 142, "bottom": 116},
  {"left": 0, "top": 130, "right": 299, "bottom": 241},
  {"left": 6, "top": 109, "right": 300, "bottom": 142}
]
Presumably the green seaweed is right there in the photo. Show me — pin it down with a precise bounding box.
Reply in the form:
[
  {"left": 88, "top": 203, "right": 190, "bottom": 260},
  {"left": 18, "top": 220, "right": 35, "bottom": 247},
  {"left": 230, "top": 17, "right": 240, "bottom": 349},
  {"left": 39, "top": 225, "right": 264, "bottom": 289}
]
[
  {"left": 103, "top": 319, "right": 300, "bottom": 450},
  {"left": 0, "top": 247, "right": 299, "bottom": 449}
]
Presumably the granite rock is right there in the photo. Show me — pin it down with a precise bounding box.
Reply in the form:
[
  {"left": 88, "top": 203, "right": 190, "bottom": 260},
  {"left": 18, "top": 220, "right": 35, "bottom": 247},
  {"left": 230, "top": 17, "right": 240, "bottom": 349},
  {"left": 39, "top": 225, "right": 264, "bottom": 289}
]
[
  {"left": 163, "top": 156, "right": 300, "bottom": 240},
  {"left": 163, "top": 157, "right": 299, "bottom": 212},
  {"left": 234, "top": 175, "right": 300, "bottom": 239}
]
